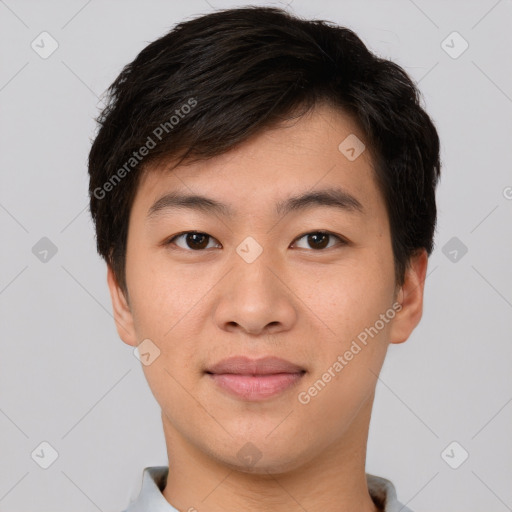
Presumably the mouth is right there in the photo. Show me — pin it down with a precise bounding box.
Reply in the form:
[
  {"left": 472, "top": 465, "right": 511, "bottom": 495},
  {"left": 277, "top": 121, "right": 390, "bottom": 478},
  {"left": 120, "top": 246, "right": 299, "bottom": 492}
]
[{"left": 205, "top": 356, "right": 306, "bottom": 401}]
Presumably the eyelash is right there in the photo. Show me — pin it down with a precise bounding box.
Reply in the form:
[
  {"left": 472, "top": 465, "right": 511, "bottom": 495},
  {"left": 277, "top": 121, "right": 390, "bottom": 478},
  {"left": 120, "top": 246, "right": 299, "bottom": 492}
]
[{"left": 164, "top": 230, "right": 348, "bottom": 252}]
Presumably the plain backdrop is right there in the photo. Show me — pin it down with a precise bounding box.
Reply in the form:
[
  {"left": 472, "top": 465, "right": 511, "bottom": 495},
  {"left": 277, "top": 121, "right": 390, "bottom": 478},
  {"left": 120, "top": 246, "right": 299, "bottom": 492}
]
[{"left": 1, "top": 0, "right": 511, "bottom": 511}]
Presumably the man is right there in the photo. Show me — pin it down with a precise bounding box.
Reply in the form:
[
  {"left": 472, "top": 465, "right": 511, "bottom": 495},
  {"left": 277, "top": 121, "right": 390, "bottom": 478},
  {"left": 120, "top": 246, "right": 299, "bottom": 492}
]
[{"left": 88, "top": 6, "right": 440, "bottom": 511}]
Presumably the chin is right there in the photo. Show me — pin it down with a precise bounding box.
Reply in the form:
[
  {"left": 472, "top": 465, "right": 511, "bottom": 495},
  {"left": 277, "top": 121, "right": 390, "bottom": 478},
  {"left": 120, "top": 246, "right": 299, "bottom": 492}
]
[
  {"left": 227, "top": 455, "right": 304, "bottom": 476},
  {"left": 209, "top": 438, "right": 309, "bottom": 476}
]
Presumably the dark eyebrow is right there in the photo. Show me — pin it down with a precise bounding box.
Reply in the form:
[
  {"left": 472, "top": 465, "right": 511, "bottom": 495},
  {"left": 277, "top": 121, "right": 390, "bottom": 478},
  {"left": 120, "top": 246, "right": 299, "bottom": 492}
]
[
  {"left": 146, "top": 187, "right": 364, "bottom": 221},
  {"left": 147, "top": 191, "right": 234, "bottom": 220},
  {"left": 275, "top": 187, "right": 364, "bottom": 217}
]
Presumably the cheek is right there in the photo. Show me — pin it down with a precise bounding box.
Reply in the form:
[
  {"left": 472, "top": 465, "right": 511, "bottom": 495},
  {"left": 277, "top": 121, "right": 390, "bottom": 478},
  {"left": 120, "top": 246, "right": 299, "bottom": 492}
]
[
  {"left": 293, "top": 261, "right": 393, "bottom": 429},
  {"left": 126, "top": 248, "right": 192, "bottom": 337},
  {"left": 128, "top": 259, "right": 203, "bottom": 410},
  {"left": 297, "top": 251, "right": 395, "bottom": 343},
  {"left": 126, "top": 252, "right": 210, "bottom": 382}
]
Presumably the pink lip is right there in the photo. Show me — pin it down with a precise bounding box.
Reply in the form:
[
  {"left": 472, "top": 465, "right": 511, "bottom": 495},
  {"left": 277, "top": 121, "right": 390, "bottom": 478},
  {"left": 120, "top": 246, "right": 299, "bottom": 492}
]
[
  {"left": 206, "top": 356, "right": 304, "bottom": 375},
  {"left": 205, "top": 356, "right": 306, "bottom": 401}
]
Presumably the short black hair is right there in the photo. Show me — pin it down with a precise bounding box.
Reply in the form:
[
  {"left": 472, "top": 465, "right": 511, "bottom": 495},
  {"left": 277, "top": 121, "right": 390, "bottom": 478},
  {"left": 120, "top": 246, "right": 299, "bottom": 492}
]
[{"left": 88, "top": 5, "right": 441, "bottom": 296}]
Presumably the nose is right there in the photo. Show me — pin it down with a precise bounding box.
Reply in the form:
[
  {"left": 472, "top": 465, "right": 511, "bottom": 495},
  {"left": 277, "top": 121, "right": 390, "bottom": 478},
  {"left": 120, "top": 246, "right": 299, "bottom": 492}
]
[{"left": 212, "top": 248, "right": 297, "bottom": 337}]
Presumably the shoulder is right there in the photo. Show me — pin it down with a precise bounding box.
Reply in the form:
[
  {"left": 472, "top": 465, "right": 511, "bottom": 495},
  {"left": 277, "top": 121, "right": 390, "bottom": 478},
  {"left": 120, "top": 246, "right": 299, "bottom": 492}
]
[
  {"left": 122, "top": 466, "right": 174, "bottom": 512},
  {"left": 366, "top": 473, "right": 415, "bottom": 512}
]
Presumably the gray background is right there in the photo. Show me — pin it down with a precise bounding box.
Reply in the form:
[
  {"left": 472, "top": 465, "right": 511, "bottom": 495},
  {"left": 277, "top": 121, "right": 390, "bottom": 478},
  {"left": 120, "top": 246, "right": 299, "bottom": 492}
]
[{"left": 1, "top": 0, "right": 511, "bottom": 510}]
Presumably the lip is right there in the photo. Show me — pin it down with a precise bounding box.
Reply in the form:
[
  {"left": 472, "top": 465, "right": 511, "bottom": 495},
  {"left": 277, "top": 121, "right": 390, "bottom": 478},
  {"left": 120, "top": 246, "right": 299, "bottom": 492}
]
[
  {"left": 206, "top": 356, "right": 305, "bottom": 375},
  {"left": 205, "top": 356, "right": 306, "bottom": 401}
]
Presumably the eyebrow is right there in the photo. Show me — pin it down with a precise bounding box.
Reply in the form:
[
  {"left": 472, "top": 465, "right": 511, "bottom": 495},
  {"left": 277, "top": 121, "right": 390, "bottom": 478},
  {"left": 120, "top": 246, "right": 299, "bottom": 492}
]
[{"left": 146, "top": 187, "right": 365, "bottom": 221}]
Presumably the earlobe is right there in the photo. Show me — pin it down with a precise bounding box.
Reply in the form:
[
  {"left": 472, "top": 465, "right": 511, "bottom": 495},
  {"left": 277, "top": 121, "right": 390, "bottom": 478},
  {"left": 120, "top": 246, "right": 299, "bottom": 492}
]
[
  {"left": 389, "top": 249, "right": 429, "bottom": 345},
  {"left": 106, "top": 265, "right": 138, "bottom": 347}
]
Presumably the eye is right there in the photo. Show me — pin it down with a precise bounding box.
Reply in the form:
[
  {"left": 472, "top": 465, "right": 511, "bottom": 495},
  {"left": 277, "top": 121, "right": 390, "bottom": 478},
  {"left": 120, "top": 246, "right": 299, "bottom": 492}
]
[
  {"left": 292, "top": 231, "right": 347, "bottom": 250},
  {"left": 166, "top": 231, "right": 220, "bottom": 251},
  {"left": 164, "top": 230, "right": 347, "bottom": 252}
]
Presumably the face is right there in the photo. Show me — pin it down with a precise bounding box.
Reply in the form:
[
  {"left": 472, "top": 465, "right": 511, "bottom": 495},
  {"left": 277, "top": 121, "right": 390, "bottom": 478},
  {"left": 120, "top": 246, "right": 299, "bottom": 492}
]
[{"left": 108, "top": 103, "right": 427, "bottom": 474}]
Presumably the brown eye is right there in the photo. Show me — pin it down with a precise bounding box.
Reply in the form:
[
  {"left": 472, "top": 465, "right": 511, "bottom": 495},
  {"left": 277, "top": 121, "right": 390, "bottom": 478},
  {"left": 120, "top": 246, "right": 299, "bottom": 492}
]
[
  {"left": 293, "top": 231, "right": 346, "bottom": 250},
  {"left": 185, "top": 233, "right": 209, "bottom": 249},
  {"left": 307, "top": 233, "right": 329, "bottom": 249},
  {"left": 167, "top": 232, "right": 220, "bottom": 250}
]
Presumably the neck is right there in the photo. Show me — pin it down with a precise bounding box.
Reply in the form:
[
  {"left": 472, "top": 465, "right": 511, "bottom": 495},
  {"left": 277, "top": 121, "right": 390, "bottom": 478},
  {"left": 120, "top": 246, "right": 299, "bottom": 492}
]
[{"left": 162, "top": 395, "right": 380, "bottom": 512}]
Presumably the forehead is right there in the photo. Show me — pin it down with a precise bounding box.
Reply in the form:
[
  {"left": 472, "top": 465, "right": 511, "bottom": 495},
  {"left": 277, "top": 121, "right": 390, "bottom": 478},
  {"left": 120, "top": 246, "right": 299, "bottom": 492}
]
[{"left": 132, "top": 103, "right": 383, "bottom": 222}]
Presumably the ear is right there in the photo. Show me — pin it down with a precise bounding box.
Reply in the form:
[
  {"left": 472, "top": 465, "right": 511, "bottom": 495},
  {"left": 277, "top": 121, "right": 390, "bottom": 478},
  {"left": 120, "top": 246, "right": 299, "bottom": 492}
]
[
  {"left": 106, "top": 265, "right": 138, "bottom": 347},
  {"left": 388, "top": 249, "right": 429, "bottom": 345}
]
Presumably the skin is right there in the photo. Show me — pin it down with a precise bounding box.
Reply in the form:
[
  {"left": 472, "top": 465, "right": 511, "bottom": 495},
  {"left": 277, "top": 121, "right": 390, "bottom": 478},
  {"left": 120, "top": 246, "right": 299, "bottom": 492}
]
[{"left": 107, "top": 102, "right": 428, "bottom": 512}]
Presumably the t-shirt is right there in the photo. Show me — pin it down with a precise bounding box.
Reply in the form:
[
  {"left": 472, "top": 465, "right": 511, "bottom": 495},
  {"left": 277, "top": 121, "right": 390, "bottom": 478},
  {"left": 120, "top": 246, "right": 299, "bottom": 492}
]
[{"left": 122, "top": 466, "right": 414, "bottom": 512}]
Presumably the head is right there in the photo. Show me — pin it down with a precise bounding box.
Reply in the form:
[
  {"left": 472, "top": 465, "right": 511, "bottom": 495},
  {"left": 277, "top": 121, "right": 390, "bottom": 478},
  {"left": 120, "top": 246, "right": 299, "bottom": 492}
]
[{"left": 88, "top": 6, "right": 440, "bottom": 473}]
